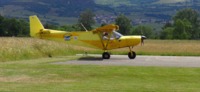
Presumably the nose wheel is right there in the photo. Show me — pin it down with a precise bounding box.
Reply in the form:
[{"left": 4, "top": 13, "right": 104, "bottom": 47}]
[
  {"left": 128, "top": 51, "right": 136, "bottom": 59},
  {"left": 128, "top": 47, "right": 136, "bottom": 59},
  {"left": 102, "top": 52, "right": 110, "bottom": 59}
]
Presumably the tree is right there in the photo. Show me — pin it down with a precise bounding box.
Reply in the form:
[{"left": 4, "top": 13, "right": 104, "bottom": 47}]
[
  {"left": 101, "top": 23, "right": 107, "bottom": 27},
  {"left": 160, "top": 27, "right": 174, "bottom": 39},
  {"left": 17, "top": 19, "right": 29, "bottom": 36},
  {"left": 44, "top": 23, "right": 58, "bottom": 29},
  {"left": 115, "top": 14, "right": 132, "bottom": 35},
  {"left": 173, "top": 19, "right": 192, "bottom": 39},
  {"left": 58, "top": 25, "right": 79, "bottom": 32},
  {"left": 0, "top": 15, "right": 5, "bottom": 36},
  {"left": 161, "top": 8, "right": 200, "bottom": 39},
  {"left": 173, "top": 8, "right": 200, "bottom": 39},
  {"left": 0, "top": 16, "right": 29, "bottom": 37},
  {"left": 78, "top": 9, "right": 95, "bottom": 31},
  {"left": 174, "top": 8, "right": 198, "bottom": 25},
  {"left": 131, "top": 25, "right": 153, "bottom": 38},
  {"left": 1, "top": 18, "right": 19, "bottom": 36},
  {"left": 162, "top": 22, "right": 173, "bottom": 30}
]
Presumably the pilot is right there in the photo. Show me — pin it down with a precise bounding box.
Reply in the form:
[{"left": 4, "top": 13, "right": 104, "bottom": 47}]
[{"left": 103, "top": 32, "right": 108, "bottom": 40}]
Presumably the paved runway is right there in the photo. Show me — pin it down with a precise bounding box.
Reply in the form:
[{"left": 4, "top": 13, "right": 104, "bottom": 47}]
[{"left": 54, "top": 54, "right": 200, "bottom": 67}]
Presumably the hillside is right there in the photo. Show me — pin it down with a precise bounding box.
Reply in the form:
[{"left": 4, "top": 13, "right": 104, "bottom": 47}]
[
  {"left": 0, "top": 0, "right": 199, "bottom": 25},
  {"left": 94, "top": 0, "right": 188, "bottom": 7}
]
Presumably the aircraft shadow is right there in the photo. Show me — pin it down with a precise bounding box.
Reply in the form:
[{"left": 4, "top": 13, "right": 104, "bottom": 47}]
[{"left": 78, "top": 56, "right": 103, "bottom": 61}]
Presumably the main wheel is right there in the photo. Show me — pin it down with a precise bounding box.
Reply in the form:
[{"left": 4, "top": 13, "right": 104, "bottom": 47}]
[
  {"left": 102, "top": 52, "right": 110, "bottom": 59},
  {"left": 128, "top": 51, "right": 136, "bottom": 59}
]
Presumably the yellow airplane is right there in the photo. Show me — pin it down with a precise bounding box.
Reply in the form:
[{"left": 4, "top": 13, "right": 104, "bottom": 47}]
[{"left": 29, "top": 15, "right": 146, "bottom": 59}]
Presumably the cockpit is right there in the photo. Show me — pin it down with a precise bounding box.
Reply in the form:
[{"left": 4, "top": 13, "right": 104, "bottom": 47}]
[
  {"left": 113, "top": 31, "right": 123, "bottom": 39},
  {"left": 102, "top": 31, "right": 123, "bottom": 40}
]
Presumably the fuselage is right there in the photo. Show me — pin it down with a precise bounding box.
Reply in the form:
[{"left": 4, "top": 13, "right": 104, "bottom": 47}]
[{"left": 37, "top": 29, "right": 142, "bottom": 50}]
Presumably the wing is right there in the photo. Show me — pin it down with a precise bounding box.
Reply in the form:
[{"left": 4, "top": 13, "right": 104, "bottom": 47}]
[{"left": 93, "top": 24, "right": 119, "bottom": 33}]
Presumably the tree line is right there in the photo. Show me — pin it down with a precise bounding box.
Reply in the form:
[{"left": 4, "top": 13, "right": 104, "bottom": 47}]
[
  {"left": 0, "top": 15, "right": 29, "bottom": 37},
  {"left": 161, "top": 8, "right": 200, "bottom": 39},
  {"left": 0, "top": 8, "right": 200, "bottom": 39}
]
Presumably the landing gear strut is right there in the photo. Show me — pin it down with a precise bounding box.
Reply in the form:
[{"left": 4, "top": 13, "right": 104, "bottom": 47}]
[
  {"left": 102, "top": 52, "right": 110, "bottom": 59},
  {"left": 128, "top": 47, "right": 136, "bottom": 59}
]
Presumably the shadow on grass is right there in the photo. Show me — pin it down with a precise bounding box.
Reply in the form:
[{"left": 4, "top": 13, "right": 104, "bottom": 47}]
[{"left": 78, "top": 56, "right": 103, "bottom": 61}]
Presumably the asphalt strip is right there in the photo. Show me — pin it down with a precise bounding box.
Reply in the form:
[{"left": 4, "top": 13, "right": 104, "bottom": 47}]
[{"left": 53, "top": 54, "right": 200, "bottom": 67}]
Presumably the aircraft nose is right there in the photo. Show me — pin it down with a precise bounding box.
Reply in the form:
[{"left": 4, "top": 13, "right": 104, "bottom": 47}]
[
  {"left": 142, "top": 36, "right": 147, "bottom": 40},
  {"left": 141, "top": 35, "right": 147, "bottom": 45}
]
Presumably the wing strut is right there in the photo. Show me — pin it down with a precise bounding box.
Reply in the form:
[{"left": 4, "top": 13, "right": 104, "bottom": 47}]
[
  {"left": 98, "top": 32, "right": 112, "bottom": 50},
  {"left": 80, "top": 23, "right": 88, "bottom": 32}
]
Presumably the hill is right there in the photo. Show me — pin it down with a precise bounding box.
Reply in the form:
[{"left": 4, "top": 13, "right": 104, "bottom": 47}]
[
  {"left": 0, "top": 0, "right": 199, "bottom": 25},
  {"left": 94, "top": 0, "right": 187, "bottom": 7}
]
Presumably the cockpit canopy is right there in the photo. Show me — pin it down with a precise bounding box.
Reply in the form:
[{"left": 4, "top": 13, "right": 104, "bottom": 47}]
[{"left": 113, "top": 31, "right": 123, "bottom": 39}]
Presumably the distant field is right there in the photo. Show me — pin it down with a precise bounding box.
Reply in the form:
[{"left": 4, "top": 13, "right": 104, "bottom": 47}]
[
  {"left": 94, "top": 0, "right": 132, "bottom": 7},
  {"left": 0, "top": 37, "right": 200, "bottom": 62},
  {"left": 156, "top": 0, "right": 187, "bottom": 4},
  {"left": 95, "top": 0, "right": 187, "bottom": 6}
]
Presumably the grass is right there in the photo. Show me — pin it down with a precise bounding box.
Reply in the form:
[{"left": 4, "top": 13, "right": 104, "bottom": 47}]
[
  {"left": 113, "top": 40, "right": 200, "bottom": 56},
  {"left": 1, "top": 38, "right": 200, "bottom": 91},
  {"left": 0, "top": 57, "right": 200, "bottom": 92},
  {"left": 0, "top": 37, "right": 87, "bottom": 62},
  {"left": 1, "top": 37, "right": 200, "bottom": 62}
]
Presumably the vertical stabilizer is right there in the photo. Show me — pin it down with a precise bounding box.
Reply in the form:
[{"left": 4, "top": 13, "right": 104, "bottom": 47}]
[{"left": 29, "top": 15, "right": 44, "bottom": 37}]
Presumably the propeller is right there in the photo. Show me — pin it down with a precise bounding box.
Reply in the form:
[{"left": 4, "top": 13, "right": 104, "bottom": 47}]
[
  {"left": 140, "top": 26, "right": 146, "bottom": 46},
  {"left": 141, "top": 35, "right": 147, "bottom": 46}
]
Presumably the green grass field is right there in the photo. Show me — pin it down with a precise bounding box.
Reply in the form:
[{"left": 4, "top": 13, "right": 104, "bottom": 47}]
[
  {"left": 1, "top": 57, "right": 200, "bottom": 92},
  {"left": 1, "top": 37, "right": 200, "bottom": 91}
]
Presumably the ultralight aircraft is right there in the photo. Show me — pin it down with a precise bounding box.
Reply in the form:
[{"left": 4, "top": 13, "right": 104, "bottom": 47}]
[{"left": 29, "top": 15, "right": 146, "bottom": 59}]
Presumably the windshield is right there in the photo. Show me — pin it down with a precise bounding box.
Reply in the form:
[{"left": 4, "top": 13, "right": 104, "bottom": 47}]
[{"left": 113, "top": 31, "right": 123, "bottom": 39}]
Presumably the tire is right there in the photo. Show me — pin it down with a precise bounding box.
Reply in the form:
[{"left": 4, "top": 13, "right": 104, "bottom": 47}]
[
  {"left": 102, "top": 52, "right": 110, "bottom": 59},
  {"left": 128, "top": 51, "right": 136, "bottom": 59}
]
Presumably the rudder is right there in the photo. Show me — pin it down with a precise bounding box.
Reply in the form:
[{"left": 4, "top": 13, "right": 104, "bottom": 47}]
[{"left": 29, "top": 15, "right": 44, "bottom": 37}]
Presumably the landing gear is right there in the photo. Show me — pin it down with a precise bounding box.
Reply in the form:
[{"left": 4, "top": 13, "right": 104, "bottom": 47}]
[
  {"left": 101, "top": 47, "right": 136, "bottom": 59},
  {"left": 102, "top": 52, "right": 110, "bottom": 59},
  {"left": 128, "top": 51, "right": 136, "bottom": 59},
  {"left": 128, "top": 47, "right": 136, "bottom": 59}
]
